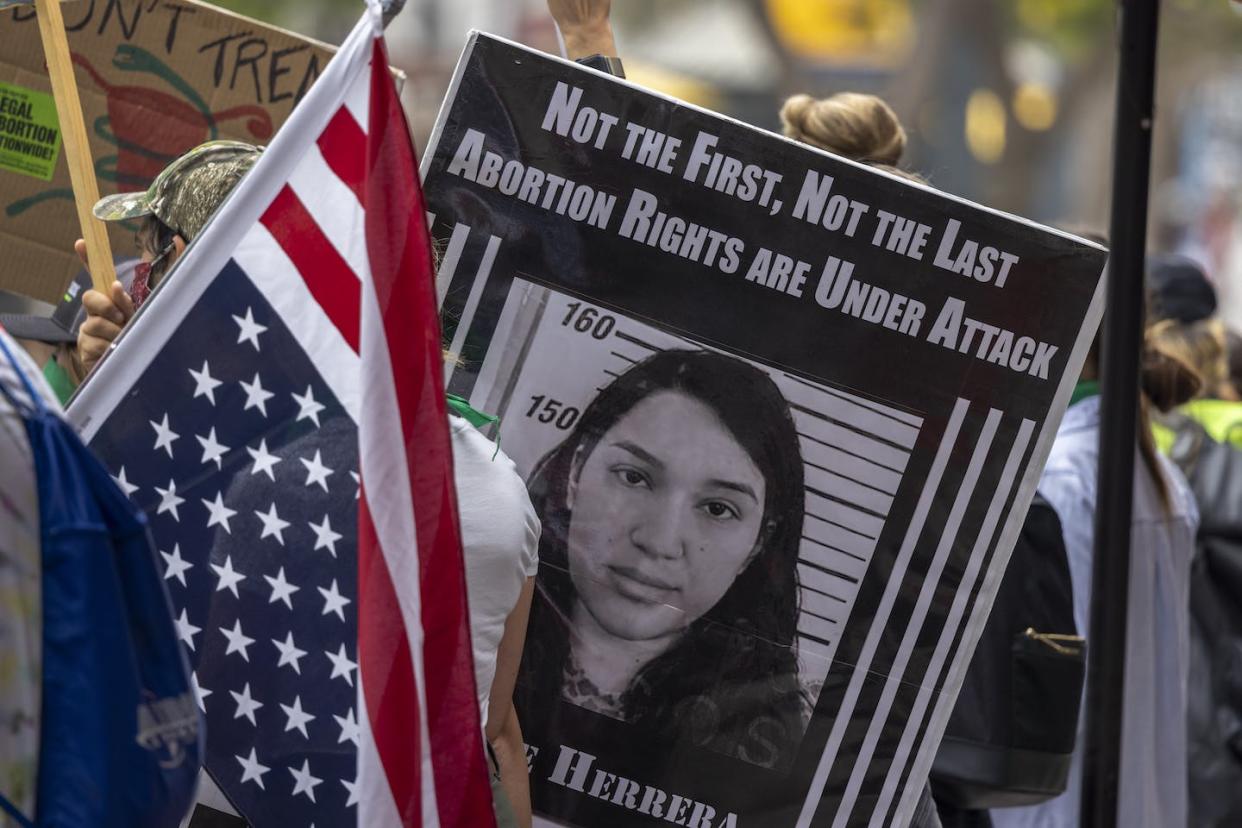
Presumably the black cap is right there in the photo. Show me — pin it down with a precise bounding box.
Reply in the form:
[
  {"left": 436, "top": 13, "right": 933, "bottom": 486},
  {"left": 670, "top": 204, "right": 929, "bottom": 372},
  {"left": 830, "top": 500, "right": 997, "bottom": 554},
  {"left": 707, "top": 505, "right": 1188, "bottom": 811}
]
[
  {"left": 0, "top": 266, "right": 91, "bottom": 342},
  {"left": 0, "top": 259, "right": 141, "bottom": 345},
  {"left": 1147, "top": 253, "right": 1216, "bottom": 324}
]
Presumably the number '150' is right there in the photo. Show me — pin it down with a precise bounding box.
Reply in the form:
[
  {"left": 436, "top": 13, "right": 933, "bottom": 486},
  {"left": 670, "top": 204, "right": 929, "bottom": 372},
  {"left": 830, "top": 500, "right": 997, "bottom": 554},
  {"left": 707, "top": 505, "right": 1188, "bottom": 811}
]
[{"left": 526, "top": 395, "right": 580, "bottom": 430}]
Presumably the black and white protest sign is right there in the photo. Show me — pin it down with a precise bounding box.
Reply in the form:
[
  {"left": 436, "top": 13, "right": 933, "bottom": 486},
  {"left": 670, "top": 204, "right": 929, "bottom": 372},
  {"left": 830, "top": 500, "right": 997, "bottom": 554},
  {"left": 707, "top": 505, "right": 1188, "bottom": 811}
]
[{"left": 422, "top": 33, "right": 1106, "bottom": 828}]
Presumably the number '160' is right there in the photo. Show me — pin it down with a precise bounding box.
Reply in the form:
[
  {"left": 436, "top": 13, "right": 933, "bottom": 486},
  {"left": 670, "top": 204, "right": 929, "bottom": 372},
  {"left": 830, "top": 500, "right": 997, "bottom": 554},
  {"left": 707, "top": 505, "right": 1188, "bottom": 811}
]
[{"left": 561, "top": 301, "right": 616, "bottom": 339}]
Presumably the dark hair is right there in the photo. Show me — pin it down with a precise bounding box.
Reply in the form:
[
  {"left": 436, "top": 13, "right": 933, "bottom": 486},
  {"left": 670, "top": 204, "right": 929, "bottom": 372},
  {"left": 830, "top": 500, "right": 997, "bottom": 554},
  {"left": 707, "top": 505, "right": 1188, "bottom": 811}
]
[
  {"left": 1079, "top": 296, "right": 1201, "bottom": 513},
  {"left": 517, "top": 349, "right": 808, "bottom": 768},
  {"left": 135, "top": 214, "right": 179, "bottom": 287},
  {"left": 1227, "top": 329, "right": 1242, "bottom": 398},
  {"left": 1138, "top": 332, "right": 1201, "bottom": 510}
]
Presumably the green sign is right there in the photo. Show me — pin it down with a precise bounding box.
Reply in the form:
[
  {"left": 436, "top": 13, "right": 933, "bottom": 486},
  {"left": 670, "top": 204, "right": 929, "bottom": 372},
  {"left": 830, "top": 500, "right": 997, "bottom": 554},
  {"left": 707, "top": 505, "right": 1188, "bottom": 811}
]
[{"left": 0, "top": 80, "right": 62, "bottom": 181}]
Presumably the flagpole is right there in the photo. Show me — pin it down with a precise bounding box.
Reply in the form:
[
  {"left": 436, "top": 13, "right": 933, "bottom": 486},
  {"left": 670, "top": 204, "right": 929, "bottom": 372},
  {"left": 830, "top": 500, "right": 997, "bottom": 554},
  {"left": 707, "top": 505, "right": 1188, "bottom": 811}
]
[{"left": 1081, "top": 1, "right": 1161, "bottom": 825}]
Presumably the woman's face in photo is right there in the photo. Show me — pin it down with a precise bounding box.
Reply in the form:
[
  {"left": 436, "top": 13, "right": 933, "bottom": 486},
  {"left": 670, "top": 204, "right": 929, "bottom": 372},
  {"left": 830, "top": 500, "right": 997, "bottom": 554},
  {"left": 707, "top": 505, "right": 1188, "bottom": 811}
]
[{"left": 566, "top": 390, "right": 767, "bottom": 643}]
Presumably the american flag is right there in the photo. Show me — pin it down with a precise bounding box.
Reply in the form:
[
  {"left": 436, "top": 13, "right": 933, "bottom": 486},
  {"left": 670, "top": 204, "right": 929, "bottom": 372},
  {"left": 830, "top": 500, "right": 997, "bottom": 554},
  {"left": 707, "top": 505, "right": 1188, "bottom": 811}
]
[{"left": 68, "top": 4, "right": 494, "bottom": 826}]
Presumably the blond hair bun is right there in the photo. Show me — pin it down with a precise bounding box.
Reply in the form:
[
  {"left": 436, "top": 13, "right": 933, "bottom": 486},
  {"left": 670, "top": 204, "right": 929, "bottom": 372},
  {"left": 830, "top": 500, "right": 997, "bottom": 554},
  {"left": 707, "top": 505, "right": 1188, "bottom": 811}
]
[{"left": 780, "top": 92, "right": 907, "bottom": 166}]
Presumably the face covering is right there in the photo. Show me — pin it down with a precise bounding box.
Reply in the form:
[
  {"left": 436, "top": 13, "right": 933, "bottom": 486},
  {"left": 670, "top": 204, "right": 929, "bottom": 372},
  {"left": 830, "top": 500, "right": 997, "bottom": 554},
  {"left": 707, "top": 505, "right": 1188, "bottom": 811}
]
[{"left": 128, "top": 264, "right": 153, "bottom": 310}]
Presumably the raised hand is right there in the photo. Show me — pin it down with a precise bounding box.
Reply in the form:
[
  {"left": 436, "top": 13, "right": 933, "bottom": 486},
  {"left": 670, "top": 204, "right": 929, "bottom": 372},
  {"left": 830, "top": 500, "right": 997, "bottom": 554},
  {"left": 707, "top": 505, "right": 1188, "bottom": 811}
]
[{"left": 547, "top": 0, "right": 618, "bottom": 60}]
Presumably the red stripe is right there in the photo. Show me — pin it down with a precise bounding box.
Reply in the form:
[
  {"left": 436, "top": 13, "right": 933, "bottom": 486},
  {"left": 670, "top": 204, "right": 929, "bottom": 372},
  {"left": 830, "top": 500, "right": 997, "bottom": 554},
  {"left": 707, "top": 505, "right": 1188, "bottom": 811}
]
[
  {"left": 259, "top": 186, "right": 361, "bottom": 352},
  {"left": 318, "top": 107, "right": 367, "bottom": 204},
  {"left": 357, "top": 494, "right": 422, "bottom": 822},
  {"left": 363, "top": 38, "right": 494, "bottom": 826}
]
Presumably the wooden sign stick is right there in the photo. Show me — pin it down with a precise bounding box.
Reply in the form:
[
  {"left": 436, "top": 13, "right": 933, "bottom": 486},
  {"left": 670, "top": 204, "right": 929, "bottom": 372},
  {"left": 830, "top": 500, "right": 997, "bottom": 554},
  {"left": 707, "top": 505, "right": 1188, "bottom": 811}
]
[{"left": 32, "top": 0, "right": 116, "bottom": 294}]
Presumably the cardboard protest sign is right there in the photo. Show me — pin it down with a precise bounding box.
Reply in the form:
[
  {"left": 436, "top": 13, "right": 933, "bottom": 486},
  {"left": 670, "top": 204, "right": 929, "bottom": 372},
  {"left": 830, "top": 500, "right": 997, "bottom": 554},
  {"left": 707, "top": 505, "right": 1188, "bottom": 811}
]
[
  {"left": 0, "top": 78, "right": 61, "bottom": 179},
  {"left": 421, "top": 33, "right": 1106, "bottom": 828},
  {"left": 0, "top": 0, "right": 333, "bottom": 302}
]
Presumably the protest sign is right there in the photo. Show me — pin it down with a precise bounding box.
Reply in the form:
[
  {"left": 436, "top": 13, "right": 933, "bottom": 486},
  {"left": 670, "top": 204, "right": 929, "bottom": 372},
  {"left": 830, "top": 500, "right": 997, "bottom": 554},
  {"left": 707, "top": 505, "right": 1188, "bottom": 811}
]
[
  {"left": 0, "top": 78, "right": 61, "bottom": 179},
  {"left": 421, "top": 33, "right": 1107, "bottom": 828},
  {"left": 0, "top": 0, "right": 333, "bottom": 302}
]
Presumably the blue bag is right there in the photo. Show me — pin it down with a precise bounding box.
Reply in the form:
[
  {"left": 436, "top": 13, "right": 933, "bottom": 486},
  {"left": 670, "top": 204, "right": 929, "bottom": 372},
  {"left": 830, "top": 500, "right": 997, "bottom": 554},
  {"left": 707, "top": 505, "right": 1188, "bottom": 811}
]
[{"left": 0, "top": 336, "right": 203, "bottom": 827}]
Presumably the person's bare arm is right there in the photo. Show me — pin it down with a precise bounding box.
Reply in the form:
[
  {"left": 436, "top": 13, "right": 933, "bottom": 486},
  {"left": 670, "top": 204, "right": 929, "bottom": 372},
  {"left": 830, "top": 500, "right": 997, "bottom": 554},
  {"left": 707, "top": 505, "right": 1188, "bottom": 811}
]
[
  {"left": 486, "top": 577, "right": 535, "bottom": 828},
  {"left": 547, "top": 0, "right": 617, "bottom": 60}
]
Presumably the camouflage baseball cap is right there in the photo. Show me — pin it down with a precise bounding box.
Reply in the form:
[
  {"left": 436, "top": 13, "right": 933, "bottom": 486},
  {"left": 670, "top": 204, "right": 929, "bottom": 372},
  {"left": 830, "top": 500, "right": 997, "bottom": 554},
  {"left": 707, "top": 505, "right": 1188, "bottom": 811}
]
[{"left": 93, "top": 140, "right": 263, "bottom": 242}]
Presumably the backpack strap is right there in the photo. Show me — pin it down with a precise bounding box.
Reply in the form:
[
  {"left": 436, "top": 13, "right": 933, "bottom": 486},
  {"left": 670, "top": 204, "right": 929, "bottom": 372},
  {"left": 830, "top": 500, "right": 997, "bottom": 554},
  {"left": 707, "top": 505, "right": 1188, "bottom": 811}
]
[
  {"left": 1225, "top": 419, "right": 1242, "bottom": 450},
  {"left": 0, "top": 332, "right": 47, "bottom": 417},
  {"left": 0, "top": 789, "right": 35, "bottom": 828},
  {"left": 1162, "top": 408, "right": 1210, "bottom": 478}
]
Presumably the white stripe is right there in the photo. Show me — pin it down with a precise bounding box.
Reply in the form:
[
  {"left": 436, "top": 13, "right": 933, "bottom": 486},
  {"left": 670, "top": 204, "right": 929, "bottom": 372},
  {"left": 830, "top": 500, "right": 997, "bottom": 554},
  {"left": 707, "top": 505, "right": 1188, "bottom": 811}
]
[
  {"left": 876, "top": 417, "right": 1036, "bottom": 827},
  {"left": 288, "top": 141, "right": 370, "bottom": 280},
  {"left": 364, "top": 0, "right": 384, "bottom": 29},
  {"left": 801, "top": 586, "right": 845, "bottom": 621},
  {"left": 360, "top": 269, "right": 440, "bottom": 825},
  {"left": 781, "top": 378, "right": 920, "bottom": 448},
  {"left": 798, "top": 635, "right": 835, "bottom": 661},
  {"left": 797, "top": 563, "right": 857, "bottom": 602},
  {"left": 798, "top": 612, "right": 838, "bottom": 644},
  {"left": 801, "top": 439, "right": 904, "bottom": 495},
  {"left": 792, "top": 411, "right": 910, "bottom": 473},
  {"left": 610, "top": 345, "right": 651, "bottom": 364},
  {"left": 800, "top": 540, "right": 868, "bottom": 584},
  {"left": 805, "top": 490, "right": 885, "bottom": 538},
  {"left": 343, "top": 61, "right": 372, "bottom": 130},
  {"left": 823, "top": 387, "right": 924, "bottom": 428},
  {"left": 444, "top": 234, "right": 501, "bottom": 382},
  {"left": 795, "top": 398, "right": 969, "bottom": 828},
  {"left": 832, "top": 408, "right": 1001, "bottom": 828},
  {"left": 357, "top": 681, "right": 403, "bottom": 826},
  {"left": 436, "top": 222, "right": 472, "bottom": 307},
  {"left": 232, "top": 225, "right": 361, "bottom": 422},
  {"left": 466, "top": 276, "right": 532, "bottom": 410},
  {"left": 784, "top": 373, "right": 924, "bottom": 427},
  {"left": 803, "top": 512, "right": 876, "bottom": 560},
  {"left": 805, "top": 463, "right": 894, "bottom": 515}
]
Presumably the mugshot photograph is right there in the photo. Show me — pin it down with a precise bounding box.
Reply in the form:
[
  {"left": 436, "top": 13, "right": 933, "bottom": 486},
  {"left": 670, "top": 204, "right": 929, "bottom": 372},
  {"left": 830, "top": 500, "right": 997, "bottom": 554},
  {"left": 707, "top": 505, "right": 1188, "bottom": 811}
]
[{"left": 516, "top": 348, "right": 811, "bottom": 773}]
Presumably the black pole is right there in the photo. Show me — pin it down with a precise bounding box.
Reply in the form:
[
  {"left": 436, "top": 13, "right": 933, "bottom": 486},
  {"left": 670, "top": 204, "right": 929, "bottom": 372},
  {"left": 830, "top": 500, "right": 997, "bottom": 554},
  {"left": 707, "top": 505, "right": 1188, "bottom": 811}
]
[{"left": 1081, "top": 1, "right": 1161, "bottom": 825}]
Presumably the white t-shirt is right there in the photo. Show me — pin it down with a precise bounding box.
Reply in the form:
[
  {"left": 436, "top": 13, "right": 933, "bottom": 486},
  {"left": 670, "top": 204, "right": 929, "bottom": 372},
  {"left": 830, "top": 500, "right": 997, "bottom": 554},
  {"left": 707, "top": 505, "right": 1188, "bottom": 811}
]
[{"left": 450, "top": 415, "right": 540, "bottom": 730}]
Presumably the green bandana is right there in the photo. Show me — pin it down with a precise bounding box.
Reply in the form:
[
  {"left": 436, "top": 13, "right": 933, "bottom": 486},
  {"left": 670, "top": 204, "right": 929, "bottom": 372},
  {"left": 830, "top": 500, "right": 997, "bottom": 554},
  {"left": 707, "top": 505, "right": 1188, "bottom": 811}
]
[
  {"left": 1069, "top": 380, "right": 1100, "bottom": 408},
  {"left": 446, "top": 393, "right": 501, "bottom": 459},
  {"left": 446, "top": 393, "right": 498, "bottom": 429},
  {"left": 42, "top": 357, "right": 77, "bottom": 406}
]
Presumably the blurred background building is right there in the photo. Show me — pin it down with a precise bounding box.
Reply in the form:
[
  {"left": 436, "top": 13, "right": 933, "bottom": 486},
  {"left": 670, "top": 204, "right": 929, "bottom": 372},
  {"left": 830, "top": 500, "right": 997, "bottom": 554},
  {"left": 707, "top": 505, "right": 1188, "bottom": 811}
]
[{"left": 214, "top": 0, "right": 1242, "bottom": 328}]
